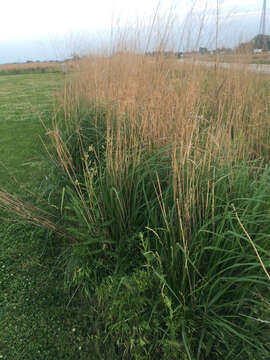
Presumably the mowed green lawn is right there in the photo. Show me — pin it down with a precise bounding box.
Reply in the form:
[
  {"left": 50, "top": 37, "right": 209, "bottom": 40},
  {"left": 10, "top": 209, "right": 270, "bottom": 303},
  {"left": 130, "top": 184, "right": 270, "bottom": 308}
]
[
  {"left": 0, "top": 73, "right": 62, "bottom": 193},
  {"left": 0, "top": 72, "right": 92, "bottom": 359}
]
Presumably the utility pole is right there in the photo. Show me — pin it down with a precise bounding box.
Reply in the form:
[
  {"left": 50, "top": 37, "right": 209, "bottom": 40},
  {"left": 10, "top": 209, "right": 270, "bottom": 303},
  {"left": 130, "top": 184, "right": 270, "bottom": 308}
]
[
  {"left": 259, "top": 0, "right": 267, "bottom": 50},
  {"left": 215, "top": 0, "right": 219, "bottom": 53},
  {"left": 215, "top": 0, "right": 219, "bottom": 69}
]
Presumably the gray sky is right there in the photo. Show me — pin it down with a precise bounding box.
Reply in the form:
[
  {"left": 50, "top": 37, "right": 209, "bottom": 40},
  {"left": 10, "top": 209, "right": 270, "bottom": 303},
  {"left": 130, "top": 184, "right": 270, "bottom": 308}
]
[{"left": 0, "top": 0, "right": 268, "bottom": 64}]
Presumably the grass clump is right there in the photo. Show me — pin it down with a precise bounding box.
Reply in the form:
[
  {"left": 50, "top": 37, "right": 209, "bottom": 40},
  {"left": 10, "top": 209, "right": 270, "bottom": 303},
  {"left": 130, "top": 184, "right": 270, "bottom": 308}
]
[{"left": 1, "top": 53, "right": 270, "bottom": 358}]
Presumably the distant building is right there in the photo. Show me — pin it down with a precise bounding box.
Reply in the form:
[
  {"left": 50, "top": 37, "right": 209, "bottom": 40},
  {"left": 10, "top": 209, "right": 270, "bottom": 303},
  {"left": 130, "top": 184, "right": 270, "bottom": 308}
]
[{"left": 253, "top": 48, "right": 263, "bottom": 54}]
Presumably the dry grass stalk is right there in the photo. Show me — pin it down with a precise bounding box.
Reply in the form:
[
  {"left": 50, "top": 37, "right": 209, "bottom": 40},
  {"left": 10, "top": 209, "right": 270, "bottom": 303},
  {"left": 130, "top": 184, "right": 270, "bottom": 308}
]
[
  {"left": 232, "top": 204, "right": 270, "bottom": 282},
  {"left": 1, "top": 46, "right": 270, "bottom": 240}
]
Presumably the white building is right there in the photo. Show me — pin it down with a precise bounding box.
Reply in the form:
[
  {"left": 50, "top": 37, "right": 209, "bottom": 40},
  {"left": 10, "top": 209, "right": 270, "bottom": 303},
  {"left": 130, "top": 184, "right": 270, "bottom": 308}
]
[{"left": 253, "top": 49, "right": 263, "bottom": 54}]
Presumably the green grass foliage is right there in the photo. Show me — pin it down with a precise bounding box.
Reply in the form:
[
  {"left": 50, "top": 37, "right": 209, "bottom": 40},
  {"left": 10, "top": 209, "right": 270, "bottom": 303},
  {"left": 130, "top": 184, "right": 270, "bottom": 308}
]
[
  {"left": 46, "top": 101, "right": 270, "bottom": 358},
  {"left": 1, "top": 57, "right": 270, "bottom": 359}
]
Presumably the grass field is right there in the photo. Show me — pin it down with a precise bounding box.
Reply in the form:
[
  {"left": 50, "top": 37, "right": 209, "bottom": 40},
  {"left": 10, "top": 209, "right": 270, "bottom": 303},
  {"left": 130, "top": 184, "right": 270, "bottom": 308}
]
[
  {"left": 0, "top": 71, "right": 96, "bottom": 359},
  {"left": 0, "top": 73, "right": 61, "bottom": 192},
  {"left": 0, "top": 62, "right": 63, "bottom": 76},
  {"left": 1, "top": 56, "right": 270, "bottom": 359}
]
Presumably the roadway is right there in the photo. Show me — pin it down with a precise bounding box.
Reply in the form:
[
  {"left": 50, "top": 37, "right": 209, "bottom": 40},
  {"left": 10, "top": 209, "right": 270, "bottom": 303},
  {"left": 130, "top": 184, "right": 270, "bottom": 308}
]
[{"left": 179, "top": 59, "right": 270, "bottom": 74}]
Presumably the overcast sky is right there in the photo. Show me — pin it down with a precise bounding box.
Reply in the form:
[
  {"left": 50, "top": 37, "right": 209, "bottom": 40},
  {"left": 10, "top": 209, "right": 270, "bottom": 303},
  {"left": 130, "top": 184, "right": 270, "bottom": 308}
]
[{"left": 0, "top": 0, "right": 268, "bottom": 64}]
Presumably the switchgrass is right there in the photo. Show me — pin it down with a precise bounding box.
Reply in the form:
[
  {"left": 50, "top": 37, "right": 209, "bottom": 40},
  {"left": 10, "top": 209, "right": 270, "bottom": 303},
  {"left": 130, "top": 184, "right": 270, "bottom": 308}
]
[{"left": 1, "top": 51, "right": 270, "bottom": 358}]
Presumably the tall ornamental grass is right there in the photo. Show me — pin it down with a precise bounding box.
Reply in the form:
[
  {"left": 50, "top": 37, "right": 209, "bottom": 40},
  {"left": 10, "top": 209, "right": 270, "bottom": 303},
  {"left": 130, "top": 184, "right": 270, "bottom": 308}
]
[{"left": 1, "top": 52, "right": 270, "bottom": 358}]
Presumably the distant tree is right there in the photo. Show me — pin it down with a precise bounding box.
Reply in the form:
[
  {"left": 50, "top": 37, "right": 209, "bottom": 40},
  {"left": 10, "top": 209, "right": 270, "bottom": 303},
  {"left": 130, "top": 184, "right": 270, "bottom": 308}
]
[
  {"left": 199, "top": 47, "right": 208, "bottom": 55},
  {"left": 235, "top": 40, "right": 254, "bottom": 53},
  {"left": 236, "top": 34, "right": 270, "bottom": 52},
  {"left": 252, "top": 34, "right": 270, "bottom": 50}
]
